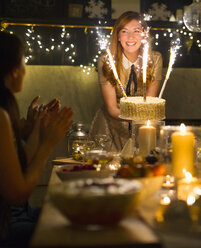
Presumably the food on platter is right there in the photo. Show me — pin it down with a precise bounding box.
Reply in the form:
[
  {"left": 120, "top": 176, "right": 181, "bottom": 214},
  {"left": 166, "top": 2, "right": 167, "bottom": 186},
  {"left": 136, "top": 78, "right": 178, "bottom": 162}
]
[{"left": 117, "top": 151, "right": 166, "bottom": 178}]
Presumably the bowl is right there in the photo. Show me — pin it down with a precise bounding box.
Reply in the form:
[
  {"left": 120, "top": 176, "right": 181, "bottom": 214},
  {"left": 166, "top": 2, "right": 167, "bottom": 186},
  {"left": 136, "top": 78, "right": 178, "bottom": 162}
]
[
  {"left": 49, "top": 178, "right": 142, "bottom": 227},
  {"left": 55, "top": 164, "right": 115, "bottom": 181},
  {"left": 84, "top": 150, "right": 114, "bottom": 166}
]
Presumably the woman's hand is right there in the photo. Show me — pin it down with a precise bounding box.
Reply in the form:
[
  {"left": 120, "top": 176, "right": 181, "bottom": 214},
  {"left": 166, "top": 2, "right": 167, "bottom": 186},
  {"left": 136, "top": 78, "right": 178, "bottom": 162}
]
[
  {"left": 100, "top": 84, "right": 121, "bottom": 119},
  {"left": 21, "top": 96, "right": 61, "bottom": 139},
  {"left": 40, "top": 107, "right": 74, "bottom": 147}
]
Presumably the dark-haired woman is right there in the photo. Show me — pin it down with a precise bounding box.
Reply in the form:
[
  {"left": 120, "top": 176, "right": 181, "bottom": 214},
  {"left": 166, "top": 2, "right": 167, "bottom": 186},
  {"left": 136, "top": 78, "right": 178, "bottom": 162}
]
[
  {"left": 0, "top": 32, "right": 73, "bottom": 247},
  {"left": 89, "top": 11, "right": 163, "bottom": 151}
]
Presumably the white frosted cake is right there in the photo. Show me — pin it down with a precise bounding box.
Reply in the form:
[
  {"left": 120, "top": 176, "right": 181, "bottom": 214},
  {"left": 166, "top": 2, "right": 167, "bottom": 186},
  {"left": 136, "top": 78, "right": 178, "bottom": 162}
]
[{"left": 120, "top": 96, "right": 165, "bottom": 120}]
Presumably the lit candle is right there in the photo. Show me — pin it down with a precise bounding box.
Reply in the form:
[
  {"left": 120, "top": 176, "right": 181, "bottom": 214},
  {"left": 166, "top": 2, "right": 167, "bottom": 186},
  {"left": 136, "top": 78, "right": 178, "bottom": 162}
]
[
  {"left": 162, "top": 175, "right": 175, "bottom": 189},
  {"left": 171, "top": 123, "right": 195, "bottom": 178},
  {"left": 177, "top": 171, "right": 200, "bottom": 203},
  {"left": 139, "top": 120, "right": 156, "bottom": 157},
  {"left": 160, "top": 195, "right": 171, "bottom": 206}
]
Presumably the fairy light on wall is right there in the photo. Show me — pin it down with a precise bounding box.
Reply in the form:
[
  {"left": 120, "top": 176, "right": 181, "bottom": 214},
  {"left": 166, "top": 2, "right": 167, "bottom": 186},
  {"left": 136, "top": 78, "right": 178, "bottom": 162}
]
[
  {"left": 1, "top": 20, "right": 200, "bottom": 71},
  {"left": 21, "top": 26, "right": 77, "bottom": 64}
]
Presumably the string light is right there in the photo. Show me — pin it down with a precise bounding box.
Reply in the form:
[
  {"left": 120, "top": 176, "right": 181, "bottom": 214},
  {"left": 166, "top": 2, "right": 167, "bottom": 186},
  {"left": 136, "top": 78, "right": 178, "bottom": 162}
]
[{"left": 1, "top": 21, "right": 200, "bottom": 74}]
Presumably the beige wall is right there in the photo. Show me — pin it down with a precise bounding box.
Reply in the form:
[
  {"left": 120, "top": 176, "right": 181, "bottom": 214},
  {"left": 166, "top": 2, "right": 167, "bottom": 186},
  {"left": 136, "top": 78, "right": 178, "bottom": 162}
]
[
  {"left": 16, "top": 65, "right": 103, "bottom": 130},
  {"left": 111, "top": 0, "right": 140, "bottom": 19},
  {"left": 16, "top": 66, "right": 201, "bottom": 123}
]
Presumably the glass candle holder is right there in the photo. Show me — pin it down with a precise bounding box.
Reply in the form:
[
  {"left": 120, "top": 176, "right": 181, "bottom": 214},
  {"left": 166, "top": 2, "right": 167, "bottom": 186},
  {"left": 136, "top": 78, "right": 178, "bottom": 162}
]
[
  {"left": 160, "top": 125, "right": 201, "bottom": 178},
  {"left": 132, "top": 120, "right": 165, "bottom": 157},
  {"left": 72, "top": 140, "right": 96, "bottom": 161}
]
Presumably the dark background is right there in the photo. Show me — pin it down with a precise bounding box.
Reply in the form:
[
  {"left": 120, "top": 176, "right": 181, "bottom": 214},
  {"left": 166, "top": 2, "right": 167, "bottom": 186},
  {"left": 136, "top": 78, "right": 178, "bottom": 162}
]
[{"left": 0, "top": 0, "right": 200, "bottom": 67}]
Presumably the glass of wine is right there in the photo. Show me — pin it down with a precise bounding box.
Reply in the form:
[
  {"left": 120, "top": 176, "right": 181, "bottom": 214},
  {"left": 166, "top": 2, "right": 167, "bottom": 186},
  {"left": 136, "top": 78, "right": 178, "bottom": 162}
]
[{"left": 94, "top": 134, "right": 111, "bottom": 151}]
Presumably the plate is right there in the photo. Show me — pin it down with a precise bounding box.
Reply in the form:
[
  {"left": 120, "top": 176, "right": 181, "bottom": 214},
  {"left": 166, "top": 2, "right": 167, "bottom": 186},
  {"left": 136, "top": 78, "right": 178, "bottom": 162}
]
[
  {"left": 52, "top": 157, "right": 83, "bottom": 165},
  {"left": 119, "top": 115, "right": 165, "bottom": 121},
  {"left": 55, "top": 164, "right": 115, "bottom": 181}
]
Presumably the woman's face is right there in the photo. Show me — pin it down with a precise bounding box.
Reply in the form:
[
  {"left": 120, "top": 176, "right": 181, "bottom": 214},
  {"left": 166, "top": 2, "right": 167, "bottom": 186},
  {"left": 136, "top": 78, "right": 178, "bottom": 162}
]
[
  {"left": 118, "top": 19, "right": 144, "bottom": 58},
  {"left": 11, "top": 56, "right": 26, "bottom": 93}
]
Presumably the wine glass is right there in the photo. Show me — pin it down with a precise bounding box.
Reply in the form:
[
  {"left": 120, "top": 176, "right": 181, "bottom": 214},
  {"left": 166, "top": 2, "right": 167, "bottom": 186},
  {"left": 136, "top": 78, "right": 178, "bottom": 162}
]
[{"left": 94, "top": 134, "right": 111, "bottom": 151}]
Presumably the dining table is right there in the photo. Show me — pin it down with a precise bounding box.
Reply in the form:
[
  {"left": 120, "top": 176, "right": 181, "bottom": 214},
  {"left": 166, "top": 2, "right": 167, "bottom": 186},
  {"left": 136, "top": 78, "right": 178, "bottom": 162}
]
[{"left": 30, "top": 157, "right": 201, "bottom": 248}]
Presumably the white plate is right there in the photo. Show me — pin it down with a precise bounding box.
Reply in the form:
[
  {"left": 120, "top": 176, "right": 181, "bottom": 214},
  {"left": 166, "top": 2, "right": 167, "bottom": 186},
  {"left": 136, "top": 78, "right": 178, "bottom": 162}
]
[
  {"left": 55, "top": 165, "right": 115, "bottom": 181},
  {"left": 119, "top": 115, "right": 165, "bottom": 121}
]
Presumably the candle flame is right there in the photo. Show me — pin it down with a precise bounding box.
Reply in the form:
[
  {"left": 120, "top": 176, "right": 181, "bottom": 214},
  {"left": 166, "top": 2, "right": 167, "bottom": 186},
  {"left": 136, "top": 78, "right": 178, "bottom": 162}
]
[
  {"left": 184, "top": 171, "right": 193, "bottom": 182},
  {"left": 160, "top": 195, "right": 171, "bottom": 205},
  {"left": 187, "top": 194, "right": 196, "bottom": 206},
  {"left": 146, "top": 120, "right": 151, "bottom": 126},
  {"left": 180, "top": 123, "right": 186, "bottom": 133},
  {"left": 193, "top": 186, "right": 201, "bottom": 195},
  {"left": 106, "top": 47, "right": 127, "bottom": 98}
]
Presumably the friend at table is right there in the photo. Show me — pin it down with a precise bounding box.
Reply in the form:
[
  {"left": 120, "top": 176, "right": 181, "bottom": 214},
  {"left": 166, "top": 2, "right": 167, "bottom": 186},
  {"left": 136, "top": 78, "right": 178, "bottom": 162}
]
[{"left": 0, "top": 31, "right": 74, "bottom": 247}]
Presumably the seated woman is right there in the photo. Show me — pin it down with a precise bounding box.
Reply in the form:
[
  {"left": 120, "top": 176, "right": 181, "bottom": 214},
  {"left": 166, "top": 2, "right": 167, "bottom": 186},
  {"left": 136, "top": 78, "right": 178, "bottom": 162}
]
[
  {"left": 0, "top": 32, "right": 73, "bottom": 247},
  {"left": 89, "top": 11, "right": 163, "bottom": 152}
]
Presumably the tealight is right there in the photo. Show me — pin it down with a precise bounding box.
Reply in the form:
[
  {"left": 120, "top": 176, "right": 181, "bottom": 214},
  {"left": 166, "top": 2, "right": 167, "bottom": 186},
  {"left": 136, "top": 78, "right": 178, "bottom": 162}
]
[{"left": 162, "top": 175, "right": 175, "bottom": 189}]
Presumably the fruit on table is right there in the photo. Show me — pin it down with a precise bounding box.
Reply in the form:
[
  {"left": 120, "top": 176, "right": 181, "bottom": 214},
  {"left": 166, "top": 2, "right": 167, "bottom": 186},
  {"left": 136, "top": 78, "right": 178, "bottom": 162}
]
[{"left": 117, "top": 151, "right": 166, "bottom": 178}]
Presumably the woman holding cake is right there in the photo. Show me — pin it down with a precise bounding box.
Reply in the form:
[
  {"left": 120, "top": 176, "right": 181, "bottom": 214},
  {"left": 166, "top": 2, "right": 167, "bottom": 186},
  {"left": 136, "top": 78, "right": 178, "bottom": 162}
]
[{"left": 89, "top": 11, "right": 163, "bottom": 152}]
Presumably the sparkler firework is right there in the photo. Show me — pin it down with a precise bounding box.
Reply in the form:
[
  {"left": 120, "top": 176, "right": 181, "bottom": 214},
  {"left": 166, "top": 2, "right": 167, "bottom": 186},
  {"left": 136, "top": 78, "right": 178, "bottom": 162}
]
[
  {"left": 106, "top": 47, "right": 127, "bottom": 98},
  {"left": 142, "top": 42, "right": 149, "bottom": 101},
  {"left": 159, "top": 41, "right": 181, "bottom": 98}
]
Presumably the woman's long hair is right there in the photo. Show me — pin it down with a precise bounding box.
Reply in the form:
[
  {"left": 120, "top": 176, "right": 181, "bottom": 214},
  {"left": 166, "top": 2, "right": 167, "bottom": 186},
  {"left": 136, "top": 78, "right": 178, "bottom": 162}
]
[
  {"left": 0, "top": 32, "right": 27, "bottom": 171},
  {"left": 102, "top": 11, "right": 148, "bottom": 85}
]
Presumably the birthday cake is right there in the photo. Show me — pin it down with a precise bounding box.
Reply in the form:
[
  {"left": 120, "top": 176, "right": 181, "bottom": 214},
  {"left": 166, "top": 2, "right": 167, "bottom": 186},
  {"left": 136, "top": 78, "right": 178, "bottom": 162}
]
[{"left": 120, "top": 96, "right": 165, "bottom": 120}]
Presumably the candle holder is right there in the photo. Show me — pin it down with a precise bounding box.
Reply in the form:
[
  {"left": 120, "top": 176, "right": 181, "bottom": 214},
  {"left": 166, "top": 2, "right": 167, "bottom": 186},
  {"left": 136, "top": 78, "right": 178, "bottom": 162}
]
[
  {"left": 132, "top": 120, "right": 165, "bottom": 157},
  {"left": 160, "top": 125, "right": 201, "bottom": 178}
]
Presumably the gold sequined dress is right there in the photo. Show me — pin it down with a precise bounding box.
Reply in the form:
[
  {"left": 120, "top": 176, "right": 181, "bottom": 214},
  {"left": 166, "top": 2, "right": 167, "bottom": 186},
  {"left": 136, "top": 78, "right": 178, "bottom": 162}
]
[{"left": 89, "top": 51, "right": 163, "bottom": 152}]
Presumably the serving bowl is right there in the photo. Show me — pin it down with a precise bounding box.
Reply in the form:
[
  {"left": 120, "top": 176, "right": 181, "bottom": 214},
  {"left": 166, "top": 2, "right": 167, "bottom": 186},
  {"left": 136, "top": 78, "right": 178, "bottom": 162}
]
[
  {"left": 84, "top": 150, "right": 114, "bottom": 167},
  {"left": 55, "top": 164, "right": 115, "bottom": 181},
  {"left": 49, "top": 178, "right": 142, "bottom": 227}
]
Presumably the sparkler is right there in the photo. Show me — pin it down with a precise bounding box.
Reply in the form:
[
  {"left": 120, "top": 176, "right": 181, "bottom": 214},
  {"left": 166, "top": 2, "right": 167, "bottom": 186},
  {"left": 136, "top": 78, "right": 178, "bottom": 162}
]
[
  {"left": 106, "top": 47, "right": 127, "bottom": 98},
  {"left": 159, "top": 42, "right": 181, "bottom": 99},
  {"left": 142, "top": 41, "right": 149, "bottom": 101}
]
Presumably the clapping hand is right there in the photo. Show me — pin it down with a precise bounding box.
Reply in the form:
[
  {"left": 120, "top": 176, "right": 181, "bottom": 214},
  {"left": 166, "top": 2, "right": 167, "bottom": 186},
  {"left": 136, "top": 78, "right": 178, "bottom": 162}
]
[
  {"left": 22, "top": 96, "right": 61, "bottom": 139},
  {"left": 40, "top": 107, "right": 74, "bottom": 147}
]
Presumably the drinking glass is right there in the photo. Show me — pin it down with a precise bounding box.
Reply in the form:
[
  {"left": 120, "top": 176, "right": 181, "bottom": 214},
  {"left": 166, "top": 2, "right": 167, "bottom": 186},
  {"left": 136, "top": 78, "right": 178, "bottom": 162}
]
[{"left": 94, "top": 134, "right": 111, "bottom": 151}]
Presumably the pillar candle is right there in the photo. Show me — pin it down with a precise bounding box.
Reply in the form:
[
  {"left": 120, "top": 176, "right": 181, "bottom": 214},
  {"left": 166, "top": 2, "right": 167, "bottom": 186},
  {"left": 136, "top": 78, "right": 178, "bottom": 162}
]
[
  {"left": 171, "top": 124, "right": 195, "bottom": 178},
  {"left": 139, "top": 120, "right": 156, "bottom": 157}
]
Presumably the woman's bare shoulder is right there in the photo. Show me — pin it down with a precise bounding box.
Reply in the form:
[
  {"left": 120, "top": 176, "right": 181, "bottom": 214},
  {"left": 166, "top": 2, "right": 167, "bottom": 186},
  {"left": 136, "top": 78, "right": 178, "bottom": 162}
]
[
  {"left": 0, "top": 107, "right": 9, "bottom": 119},
  {"left": 0, "top": 108, "right": 11, "bottom": 128}
]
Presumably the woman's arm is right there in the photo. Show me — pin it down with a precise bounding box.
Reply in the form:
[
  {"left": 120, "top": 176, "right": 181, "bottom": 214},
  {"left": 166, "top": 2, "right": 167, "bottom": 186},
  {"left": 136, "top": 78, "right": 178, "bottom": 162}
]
[
  {"left": 98, "top": 55, "right": 121, "bottom": 120},
  {"left": 146, "top": 80, "right": 160, "bottom": 97},
  {"left": 100, "top": 83, "right": 120, "bottom": 119},
  {"left": 0, "top": 107, "right": 73, "bottom": 205},
  {"left": 146, "top": 52, "right": 163, "bottom": 97}
]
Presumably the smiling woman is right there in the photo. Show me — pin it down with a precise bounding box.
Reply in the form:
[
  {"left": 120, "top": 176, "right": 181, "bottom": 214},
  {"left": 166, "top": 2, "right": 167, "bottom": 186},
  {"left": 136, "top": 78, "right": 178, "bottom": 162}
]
[{"left": 88, "top": 11, "right": 163, "bottom": 152}]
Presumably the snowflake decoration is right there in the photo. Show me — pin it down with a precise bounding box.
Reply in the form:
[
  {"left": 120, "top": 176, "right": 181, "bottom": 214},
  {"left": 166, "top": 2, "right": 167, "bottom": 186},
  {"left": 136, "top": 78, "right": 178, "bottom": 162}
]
[
  {"left": 85, "top": 0, "right": 108, "bottom": 19},
  {"left": 147, "top": 3, "right": 172, "bottom": 21}
]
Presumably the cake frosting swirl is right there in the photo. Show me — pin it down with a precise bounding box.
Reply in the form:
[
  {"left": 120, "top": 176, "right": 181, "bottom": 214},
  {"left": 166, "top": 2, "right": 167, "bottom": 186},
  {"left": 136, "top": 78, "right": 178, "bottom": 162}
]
[{"left": 120, "top": 96, "right": 165, "bottom": 120}]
